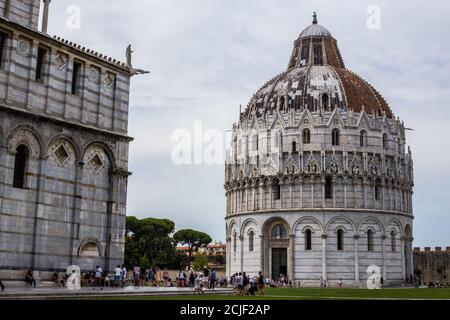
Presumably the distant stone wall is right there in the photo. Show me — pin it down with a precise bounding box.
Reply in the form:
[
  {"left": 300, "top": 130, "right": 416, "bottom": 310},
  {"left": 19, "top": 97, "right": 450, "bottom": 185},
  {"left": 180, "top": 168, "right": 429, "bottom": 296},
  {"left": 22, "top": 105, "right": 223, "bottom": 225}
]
[{"left": 413, "top": 247, "right": 450, "bottom": 284}]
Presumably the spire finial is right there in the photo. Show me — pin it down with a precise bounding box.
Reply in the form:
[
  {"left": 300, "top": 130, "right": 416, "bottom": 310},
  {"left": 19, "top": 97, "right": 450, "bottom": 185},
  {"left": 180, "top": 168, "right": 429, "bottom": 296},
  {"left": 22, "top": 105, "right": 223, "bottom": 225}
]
[{"left": 312, "top": 11, "right": 318, "bottom": 24}]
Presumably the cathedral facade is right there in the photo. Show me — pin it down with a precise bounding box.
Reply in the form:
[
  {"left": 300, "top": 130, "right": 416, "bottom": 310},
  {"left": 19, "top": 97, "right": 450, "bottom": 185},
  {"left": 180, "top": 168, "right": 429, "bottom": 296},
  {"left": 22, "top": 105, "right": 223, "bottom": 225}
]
[
  {"left": 224, "top": 14, "right": 414, "bottom": 287},
  {"left": 0, "top": 0, "right": 134, "bottom": 280}
]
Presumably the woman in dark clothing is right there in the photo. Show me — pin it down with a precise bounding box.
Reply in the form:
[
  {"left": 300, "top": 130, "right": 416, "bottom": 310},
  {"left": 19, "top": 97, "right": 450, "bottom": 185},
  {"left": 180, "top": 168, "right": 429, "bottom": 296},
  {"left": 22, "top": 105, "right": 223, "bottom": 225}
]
[
  {"left": 0, "top": 279, "right": 4, "bottom": 291},
  {"left": 25, "top": 270, "right": 37, "bottom": 287}
]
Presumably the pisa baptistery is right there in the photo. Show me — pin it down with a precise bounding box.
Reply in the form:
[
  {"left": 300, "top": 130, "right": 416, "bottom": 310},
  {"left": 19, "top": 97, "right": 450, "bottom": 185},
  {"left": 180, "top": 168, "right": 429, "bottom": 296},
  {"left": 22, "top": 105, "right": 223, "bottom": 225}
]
[{"left": 224, "top": 13, "right": 414, "bottom": 287}]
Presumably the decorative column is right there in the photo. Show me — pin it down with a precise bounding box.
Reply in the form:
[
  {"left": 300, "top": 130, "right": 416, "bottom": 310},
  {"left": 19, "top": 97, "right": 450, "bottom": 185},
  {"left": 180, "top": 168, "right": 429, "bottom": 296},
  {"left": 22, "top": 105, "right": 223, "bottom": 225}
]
[
  {"left": 289, "top": 184, "right": 293, "bottom": 208},
  {"left": 343, "top": 176, "right": 348, "bottom": 208},
  {"left": 259, "top": 181, "right": 264, "bottom": 210},
  {"left": 226, "top": 237, "right": 231, "bottom": 278},
  {"left": 363, "top": 178, "right": 367, "bottom": 209},
  {"left": 289, "top": 234, "right": 295, "bottom": 281},
  {"left": 299, "top": 178, "right": 303, "bottom": 208},
  {"left": 239, "top": 235, "right": 244, "bottom": 273},
  {"left": 332, "top": 176, "right": 337, "bottom": 208},
  {"left": 321, "top": 176, "right": 325, "bottom": 208},
  {"left": 69, "top": 161, "right": 83, "bottom": 266},
  {"left": 42, "top": 0, "right": 52, "bottom": 33},
  {"left": 252, "top": 187, "right": 256, "bottom": 211},
  {"left": 31, "top": 155, "right": 46, "bottom": 270},
  {"left": 400, "top": 236, "right": 406, "bottom": 281},
  {"left": 354, "top": 235, "right": 360, "bottom": 284},
  {"left": 381, "top": 235, "right": 387, "bottom": 282},
  {"left": 322, "top": 234, "right": 328, "bottom": 280},
  {"left": 260, "top": 235, "right": 265, "bottom": 276}
]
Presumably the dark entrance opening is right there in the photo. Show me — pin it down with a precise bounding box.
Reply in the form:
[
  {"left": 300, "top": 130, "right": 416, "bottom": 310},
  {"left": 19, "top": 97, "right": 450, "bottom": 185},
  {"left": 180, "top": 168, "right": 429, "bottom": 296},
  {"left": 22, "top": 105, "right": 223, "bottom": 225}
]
[{"left": 271, "top": 248, "right": 287, "bottom": 279}]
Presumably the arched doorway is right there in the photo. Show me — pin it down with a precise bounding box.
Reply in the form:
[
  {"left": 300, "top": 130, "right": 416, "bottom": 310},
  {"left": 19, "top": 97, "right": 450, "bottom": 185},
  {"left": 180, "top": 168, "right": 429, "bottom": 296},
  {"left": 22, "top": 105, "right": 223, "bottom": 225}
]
[{"left": 262, "top": 218, "right": 290, "bottom": 280}]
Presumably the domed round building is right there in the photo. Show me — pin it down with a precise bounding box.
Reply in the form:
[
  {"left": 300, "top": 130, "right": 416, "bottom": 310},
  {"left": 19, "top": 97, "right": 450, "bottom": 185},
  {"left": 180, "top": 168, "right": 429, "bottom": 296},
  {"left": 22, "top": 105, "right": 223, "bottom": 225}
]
[{"left": 224, "top": 14, "right": 414, "bottom": 287}]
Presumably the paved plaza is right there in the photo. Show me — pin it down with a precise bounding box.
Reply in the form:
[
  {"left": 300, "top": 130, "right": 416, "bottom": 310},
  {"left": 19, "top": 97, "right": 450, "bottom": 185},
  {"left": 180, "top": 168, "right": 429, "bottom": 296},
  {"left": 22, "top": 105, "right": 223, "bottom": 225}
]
[{"left": 0, "top": 286, "right": 232, "bottom": 300}]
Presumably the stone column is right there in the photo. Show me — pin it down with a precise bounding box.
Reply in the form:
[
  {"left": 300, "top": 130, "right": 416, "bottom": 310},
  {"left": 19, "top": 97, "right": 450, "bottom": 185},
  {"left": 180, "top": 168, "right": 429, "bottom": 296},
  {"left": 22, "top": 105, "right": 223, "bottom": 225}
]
[
  {"left": 332, "top": 176, "right": 336, "bottom": 208},
  {"left": 343, "top": 176, "right": 348, "bottom": 208},
  {"left": 4, "top": 0, "right": 11, "bottom": 18},
  {"left": 31, "top": 155, "right": 46, "bottom": 270},
  {"left": 42, "top": 0, "right": 52, "bottom": 33},
  {"left": 239, "top": 235, "right": 244, "bottom": 273},
  {"left": 289, "top": 234, "right": 295, "bottom": 280},
  {"left": 252, "top": 187, "right": 255, "bottom": 211},
  {"left": 225, "top": 238, "right": 231, "bottom": 278},
  {"left": 289, "top": 184, "right": 293, "bottom": 208},
  {"left": 69, "top": 161, "right": 83, "bottom": 266},
  {"left": 260, "top": 235, "right": 265, "bottom": 276},
  {"left": 259, "top": 182, "right": 263, "bottom": 210},
  {"left": 363, "top": 179, "right": 367, "bottom": 209},
  {"left": 382, "top": 235, "right": 387, "bottom": 281},
  {"left": 322, "top": 234, "right": 327, "bottom": 280},
  {"left": 321, "top": 176, "right": 325, "bottom": 208},
  {"left": 299, "top": 180, "right": 303, "bottom": 208},
  {"left": 400, "top": 237, "right": 406, "bottom": 281},
  {"left": 354, "top": 235, "right": 360, "bottom": 283}
]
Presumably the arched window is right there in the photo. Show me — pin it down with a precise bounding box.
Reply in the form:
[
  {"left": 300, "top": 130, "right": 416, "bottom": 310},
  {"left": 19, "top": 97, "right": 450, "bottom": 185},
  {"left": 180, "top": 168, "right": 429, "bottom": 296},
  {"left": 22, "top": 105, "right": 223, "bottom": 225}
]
[
  {"left": 390, "top": 230, "right": 396, "bottom": 252},
  {"left": 253, "top": 135, "right": 259, "bottom": 151},
  {"left": 233, "top": 232, "right": 237, "bottom": 253},
  {"left": 332, "top": 128, "right": 340, "bottom": 146},
  {"left": 337, "top": 229, "right": 344, "bottom": 251},
  {"left": 367, "top": 229, "right": 374, "bottom": 251},
  {"left": 375, "top": 180, "right": 381, "bottom": 201},
  {"left": 360, "top": 130, "right": 367, "bottom": 147},
  {"left": 292, "top": 141, "right": 297, "bottom": 153},
  {"left": 325, "top": 176, "right": 333, "bottom": 199},
  {"left": 248, "top": 230, "right": 254, "bottom": 252},
  {"left": 382, "top": 133, "right": 388, "bottom": 150},
  {"left": 271, "top": 224, "right": 287, "bottom": 239},
  {"left": 305, "top": 229, "right": 312, "bottom": 250},
  {"left": 79, "top": 242, "right": 100, "bottom": 257},
  {"left": 322, "top": 93, "right": 329, "bottom": 110},
  {"left": 272, "top": 179, "right": 281, "bottom": 200},
  {"left": 302, "top": 129, "right": 311, "bottom": 144},
  {"left": 313, "top": 42, "right": 323, "bottom": 66},
  {"left": 279, "top": 96, "right": 285, "bottom": 111},
  {"left": 397, "top": 138, "right": 402, "bottom": 154},
  {"left": 13, "top": 145, "right": 29, "bottom": 189}
]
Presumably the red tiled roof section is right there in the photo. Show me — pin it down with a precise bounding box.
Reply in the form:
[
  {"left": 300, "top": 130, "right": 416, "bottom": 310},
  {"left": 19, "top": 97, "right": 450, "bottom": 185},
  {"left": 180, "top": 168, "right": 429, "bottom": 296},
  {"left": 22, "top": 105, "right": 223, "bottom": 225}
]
[
  {"left": 331, "top": 67, "right": 394, "bottom": 118},
  {"left": 324, "top": 38, "right": 345, "bottom": 68}
]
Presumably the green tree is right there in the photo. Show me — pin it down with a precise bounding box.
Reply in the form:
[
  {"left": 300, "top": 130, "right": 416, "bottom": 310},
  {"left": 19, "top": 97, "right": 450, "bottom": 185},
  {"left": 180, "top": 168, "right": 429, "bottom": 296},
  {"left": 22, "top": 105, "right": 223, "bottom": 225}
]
[
  {"left": 173, "top": 229, "right": 212, "bottom": 268},
  {"left": 193, "top": 254, "right": 208, "bottom": 271},
  {"left": 125, "top": 216, "right": 176, "bottom": 268}
]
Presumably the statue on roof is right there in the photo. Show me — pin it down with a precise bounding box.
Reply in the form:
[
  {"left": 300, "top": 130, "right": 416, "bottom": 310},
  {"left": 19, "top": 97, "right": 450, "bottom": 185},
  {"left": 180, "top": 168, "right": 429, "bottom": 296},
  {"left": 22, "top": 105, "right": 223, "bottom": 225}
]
[{"left": 126, "top": 44, "right": 150, "bottom": 76}]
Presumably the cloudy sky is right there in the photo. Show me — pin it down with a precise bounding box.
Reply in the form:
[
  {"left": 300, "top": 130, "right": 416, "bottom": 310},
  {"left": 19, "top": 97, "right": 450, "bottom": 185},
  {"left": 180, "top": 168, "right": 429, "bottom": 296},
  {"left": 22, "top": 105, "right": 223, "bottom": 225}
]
[{"left": 45, "top": 0, "right": 450, "bottom": 247}]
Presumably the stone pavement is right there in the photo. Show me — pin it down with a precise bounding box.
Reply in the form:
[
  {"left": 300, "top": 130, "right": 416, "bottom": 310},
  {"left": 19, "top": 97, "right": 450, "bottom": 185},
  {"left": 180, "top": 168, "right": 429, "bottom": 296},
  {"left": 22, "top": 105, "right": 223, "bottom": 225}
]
[{"left": 0, "top": 286, "right": 232, "bottom": 300}]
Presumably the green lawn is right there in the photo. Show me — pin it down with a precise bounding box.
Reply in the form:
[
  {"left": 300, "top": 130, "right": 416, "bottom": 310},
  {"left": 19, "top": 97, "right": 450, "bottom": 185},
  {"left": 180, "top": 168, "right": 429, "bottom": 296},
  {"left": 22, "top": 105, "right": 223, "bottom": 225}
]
[{"left": 94, "top": 287, "right": 450, "bottom": 300}]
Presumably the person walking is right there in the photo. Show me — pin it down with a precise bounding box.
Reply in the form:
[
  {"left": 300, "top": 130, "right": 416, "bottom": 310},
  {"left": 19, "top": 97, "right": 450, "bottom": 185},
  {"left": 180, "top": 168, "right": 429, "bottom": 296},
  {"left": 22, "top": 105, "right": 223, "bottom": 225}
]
[
  {"left": 257, "top": 272, "right": 265, "bottom": 296},
  {"left": 0, "top": 279, "right": 5, "bottom": 291},
  {"left": 133, "top": 264, "right": 141, "bottom": 287},
  {"left": 209, "top": 269, "right": 217, "bottom": 290},
  {"left": 121, "top": 265, "right": 127, "bottom": 287},
  {"left": 338, "top": 278, "right": 343, "bottom": 288},
  {"left": 189, "top": 270, "right": 195, "bottom": 287},
  {"left": 178, "top": 270, "right": 186, "bottom": 287}
]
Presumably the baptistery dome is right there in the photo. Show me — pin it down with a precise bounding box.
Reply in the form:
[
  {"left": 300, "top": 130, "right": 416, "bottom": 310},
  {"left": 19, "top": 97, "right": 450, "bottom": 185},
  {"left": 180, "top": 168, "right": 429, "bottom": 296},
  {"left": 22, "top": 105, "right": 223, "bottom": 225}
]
[{"left": 224, "top": 13, "right": 415, "bottom": 287}]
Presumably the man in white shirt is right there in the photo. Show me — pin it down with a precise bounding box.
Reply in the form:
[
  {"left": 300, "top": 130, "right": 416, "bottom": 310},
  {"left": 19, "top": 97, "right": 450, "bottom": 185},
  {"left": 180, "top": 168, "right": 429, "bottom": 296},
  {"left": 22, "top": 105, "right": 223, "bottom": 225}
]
[
  {"left": 95, "top": 266, "right": 102, "bottom": 288},
  {"left": 114, "top": 265, "right": 122, "bottom": 287}
]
